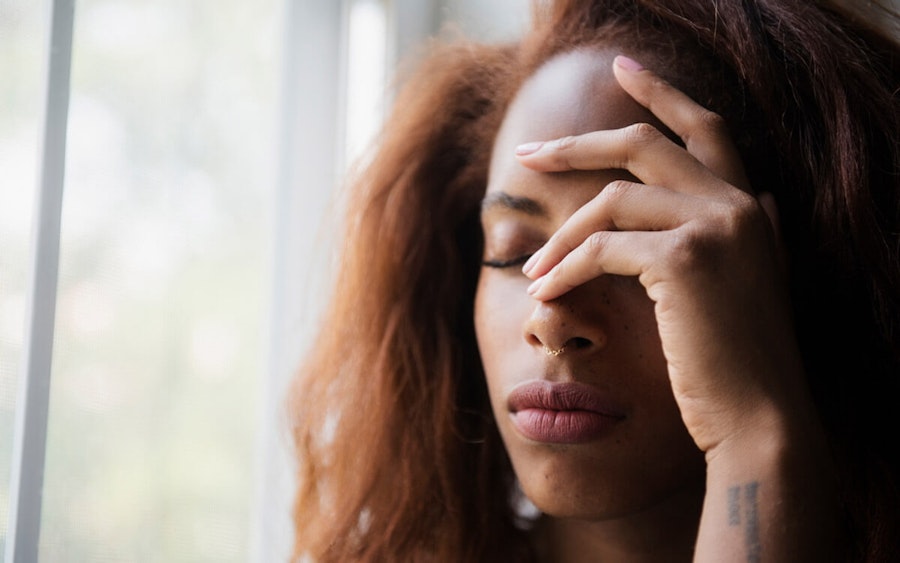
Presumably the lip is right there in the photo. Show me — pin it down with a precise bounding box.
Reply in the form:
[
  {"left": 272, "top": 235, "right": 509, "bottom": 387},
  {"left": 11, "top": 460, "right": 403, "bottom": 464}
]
[{"left": 507, "top": 380, "right": 625, "bottom": 444}]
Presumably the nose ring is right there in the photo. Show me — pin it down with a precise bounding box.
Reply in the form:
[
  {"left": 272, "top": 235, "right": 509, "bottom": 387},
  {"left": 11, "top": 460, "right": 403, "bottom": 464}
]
[{"left": 543, "top": 345, "right": 566, "bottom": 357}]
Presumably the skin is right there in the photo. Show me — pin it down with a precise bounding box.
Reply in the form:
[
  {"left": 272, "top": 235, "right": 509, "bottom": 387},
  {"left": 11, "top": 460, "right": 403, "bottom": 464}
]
[{"left": 474, "top": 48, "right": 838, "bottom": 562}]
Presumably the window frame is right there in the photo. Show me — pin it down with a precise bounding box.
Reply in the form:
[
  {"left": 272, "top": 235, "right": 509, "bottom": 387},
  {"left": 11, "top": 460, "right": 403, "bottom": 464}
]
[{"left": 5, "top": 0, "right": 76, "bottom": 560}]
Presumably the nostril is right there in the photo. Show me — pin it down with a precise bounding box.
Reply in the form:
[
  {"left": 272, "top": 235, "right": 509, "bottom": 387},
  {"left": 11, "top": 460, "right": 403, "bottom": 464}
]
[
  {"left": 568, "top": 337, "right": 592, "bottom": 350},
  {"left": 526, "top": 333, "right": 542, "bottom": 348}
]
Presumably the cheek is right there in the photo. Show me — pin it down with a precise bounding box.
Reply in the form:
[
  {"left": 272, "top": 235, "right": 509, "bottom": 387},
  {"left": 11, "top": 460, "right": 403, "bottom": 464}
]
[
  {"left": 474, "top": 275, "right": 529, "bottom": 386},
  {"left": 474, "top": 276, "right": 504, "bottom": 372},
  {"left": 607, "top": 277, "right": 665, "bottom": 360}
]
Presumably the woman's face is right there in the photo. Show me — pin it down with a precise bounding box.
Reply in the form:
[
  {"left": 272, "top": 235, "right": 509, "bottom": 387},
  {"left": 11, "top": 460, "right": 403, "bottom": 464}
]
[{"left": 474, "top": 49, "right": 705, "bottom": 520}]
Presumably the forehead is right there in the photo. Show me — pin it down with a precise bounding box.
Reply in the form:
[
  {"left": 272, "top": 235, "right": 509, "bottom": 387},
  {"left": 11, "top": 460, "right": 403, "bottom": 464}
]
[{"left": 488, "top": 48, "right": 657, "bottom": 194}]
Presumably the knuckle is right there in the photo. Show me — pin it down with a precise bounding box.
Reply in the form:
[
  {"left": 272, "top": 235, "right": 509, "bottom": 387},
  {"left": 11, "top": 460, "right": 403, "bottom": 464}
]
[
  {"left": 696, "top": 109, "right": 728, "bottom": 138},
  {"left": 718, "top": 193, "right": 762, "bottom": 235},
  {"left": 667, "top": 211, "right": 745, "bottom": 268},
  {"left": 663, "top": 226, "right": 717, "bottom": 272},
  {"left": 699, "top": 109, "right": 727, "bottom": 130},
  {"left": 548, "top": 136, "right": 577, "bottom": 169},
  {"left": 596, "top": 179, "right": 632, "bottom": 207},
  {"left": 585, "top": 231, "right": 608, "bottom": 256},
  {"left": 662, "top": 197, "right": 764, "bottom": 274},
  {"left": 554, "top": 135, "right": 577, "bottom": 151},
  {"left": 731, "top": 188, "right": 758, "bottom": 211},
  {"left": 623, "top": 123, "right": 662, "bottom": 166},
  {"left": 603, "top": 179, "right": 632, "bottom": 197},
  {"left": 624, "top": 122, "right": 662, "bottom": 148}
]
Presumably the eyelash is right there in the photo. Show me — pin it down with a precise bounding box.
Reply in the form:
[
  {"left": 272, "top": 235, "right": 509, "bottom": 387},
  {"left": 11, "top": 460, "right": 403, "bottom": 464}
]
[{"left": 482, "top": 254, "right": 533, "bottom": 269}]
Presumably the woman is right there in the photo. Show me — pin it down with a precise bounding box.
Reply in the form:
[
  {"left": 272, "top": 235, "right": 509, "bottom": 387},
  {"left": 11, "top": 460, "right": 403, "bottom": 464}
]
[{"left": 289, "top": 0, "right": 900, "bottom": 561}]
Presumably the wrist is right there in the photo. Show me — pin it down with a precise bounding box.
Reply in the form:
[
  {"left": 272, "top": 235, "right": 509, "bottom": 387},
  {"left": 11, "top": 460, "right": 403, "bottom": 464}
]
[{"left": 698, "top": 402, "right": 842, "bottom": 563}]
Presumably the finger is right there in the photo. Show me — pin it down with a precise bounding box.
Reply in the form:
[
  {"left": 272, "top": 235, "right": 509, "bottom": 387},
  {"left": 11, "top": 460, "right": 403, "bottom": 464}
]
[
  {"left": 523, "top": 181, "right": 701, "bottom": 279},
  {"left": 527, "top": 230, "right": 659, "bottom": 301},
  {"left": 515, "top": 124, "right": 722, "bottom": 195},
  {"left": 612, "top": 55, "right": 751, "bottom": 191}
]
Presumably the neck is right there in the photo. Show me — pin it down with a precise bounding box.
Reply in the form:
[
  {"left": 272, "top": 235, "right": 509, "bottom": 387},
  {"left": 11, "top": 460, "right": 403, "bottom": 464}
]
[{"left": 534, "top": 482, "right": 704, "bottom": 563}]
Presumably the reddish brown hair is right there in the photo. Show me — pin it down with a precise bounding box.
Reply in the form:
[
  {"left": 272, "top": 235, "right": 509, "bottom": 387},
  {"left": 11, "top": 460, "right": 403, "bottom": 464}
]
[
  {"left": 290, "top": 1, "right": 900, "bottom": 561},
  {"left": 288, "top": 40, "right": 530, "bottom": 561}
]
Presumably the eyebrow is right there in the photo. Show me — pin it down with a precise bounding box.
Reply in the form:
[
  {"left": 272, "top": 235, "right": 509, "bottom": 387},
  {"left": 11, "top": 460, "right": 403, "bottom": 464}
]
[{"left": 480, "top": 192, "right": 546, "bottom": 216}]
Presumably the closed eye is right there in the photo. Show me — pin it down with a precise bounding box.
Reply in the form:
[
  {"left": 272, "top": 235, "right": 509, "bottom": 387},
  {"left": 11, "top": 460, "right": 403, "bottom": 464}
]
[{"left": 482, "top": 254, "right": 533, "bottom": 269}]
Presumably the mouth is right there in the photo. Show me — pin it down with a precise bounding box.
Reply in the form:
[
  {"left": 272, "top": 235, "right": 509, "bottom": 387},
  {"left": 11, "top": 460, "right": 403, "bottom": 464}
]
[{"left": 507, "top": 380, "right": 625, "bottom": 444}]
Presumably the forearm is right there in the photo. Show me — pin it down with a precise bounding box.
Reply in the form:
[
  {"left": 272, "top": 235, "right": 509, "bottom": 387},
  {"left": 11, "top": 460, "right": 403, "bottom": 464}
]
[{"left": 694, "top": 407, "right": 841, "bottom": 562}]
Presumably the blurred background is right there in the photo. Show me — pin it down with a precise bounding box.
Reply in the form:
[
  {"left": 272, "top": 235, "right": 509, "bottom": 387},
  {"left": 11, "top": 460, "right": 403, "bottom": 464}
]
[
  {"left": 0, "top": 0, "right": 528, "bottom": 561},
  {"left": 2, "top": 0, "right": 898, "bottom": 562}
]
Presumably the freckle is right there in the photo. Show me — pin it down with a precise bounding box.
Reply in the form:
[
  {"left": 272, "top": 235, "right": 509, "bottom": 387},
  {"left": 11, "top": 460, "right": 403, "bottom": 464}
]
[{"left": 624, "top": 324, "right": 630, "bottom": 331}]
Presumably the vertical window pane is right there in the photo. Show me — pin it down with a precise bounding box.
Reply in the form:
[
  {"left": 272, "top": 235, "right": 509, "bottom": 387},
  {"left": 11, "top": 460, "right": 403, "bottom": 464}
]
[
  {"left": 0, "top": 0, "right": 46, "bottom": 552},
  {"left": 345, "top": 0, "right": 387, "bottom": 169},
  {"left": 37, "top": 0, "right": 278, "bottom": 560}
]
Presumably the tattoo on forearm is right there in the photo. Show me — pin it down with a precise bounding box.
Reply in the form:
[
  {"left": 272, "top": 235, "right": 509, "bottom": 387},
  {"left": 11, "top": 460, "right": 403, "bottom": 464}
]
[
  {"left": 728, "top": 486, "right": 741, "bottom": 526},
  {"left": 727, "top": 481, "right": 761, "bottom": 562},
  {"left": 744, "top": 482, "right": 761, "bottom": 562}
]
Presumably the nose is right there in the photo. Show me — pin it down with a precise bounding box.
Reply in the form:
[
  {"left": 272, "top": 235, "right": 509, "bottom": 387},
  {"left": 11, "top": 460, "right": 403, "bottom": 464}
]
[{"left": 523, "top": 294, "right": 608, "bottom": 356}]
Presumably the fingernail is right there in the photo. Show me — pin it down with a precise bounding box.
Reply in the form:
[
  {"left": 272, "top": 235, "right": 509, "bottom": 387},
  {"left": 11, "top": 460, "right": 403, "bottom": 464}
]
[
  {"left": 527, "top": 277, "right": 544, "bottom": 296},
  {"left": 522, "top": 250, "right": 541, "bottom": 275},
  {"left": 615, "top": 55, "right": 643, "bottom": 72},
  {"left": 516, "top": 141, "right": 544, "bottom": 156}
]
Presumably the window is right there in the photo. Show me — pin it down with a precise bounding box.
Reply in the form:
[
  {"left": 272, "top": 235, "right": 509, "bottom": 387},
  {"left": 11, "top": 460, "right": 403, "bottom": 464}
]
[
  {"left": 3, "top": 0, "right": 280, "bottom": 560},
  {"left": 1, "top": 1, "right": 528, "bottom": 561}
]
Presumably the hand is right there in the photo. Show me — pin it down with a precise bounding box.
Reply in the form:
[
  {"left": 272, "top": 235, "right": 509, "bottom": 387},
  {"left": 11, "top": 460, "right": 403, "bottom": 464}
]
[{"left": 516, "top": 55, "right": 809, "bottom": 456}]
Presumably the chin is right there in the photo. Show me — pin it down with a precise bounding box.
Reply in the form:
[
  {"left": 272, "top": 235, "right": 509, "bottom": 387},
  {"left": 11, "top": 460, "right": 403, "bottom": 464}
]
[
  {"left": 509, "top": 440, "right": 706, "bottom": 522},
  {"left": 517, "top": 457, "right": 637, "bottom": 520}
]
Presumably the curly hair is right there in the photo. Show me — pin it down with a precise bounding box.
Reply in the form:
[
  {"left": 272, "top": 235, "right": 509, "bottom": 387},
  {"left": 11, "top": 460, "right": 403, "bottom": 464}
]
[{"left": 289, "top": 1, "right": 900, "bottom": 561}]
